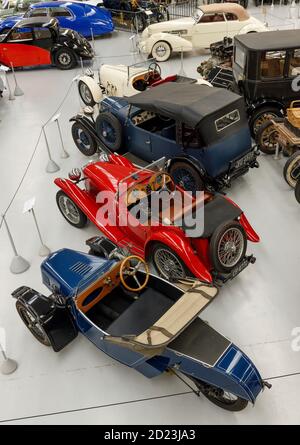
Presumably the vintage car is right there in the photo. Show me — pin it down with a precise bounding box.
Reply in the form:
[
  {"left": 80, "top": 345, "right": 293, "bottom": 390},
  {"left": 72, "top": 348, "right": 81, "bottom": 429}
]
[
  {"left": 12, "top": 237, "right": 270, "bottom": 411},
  {"left": 138, "top": 4, "right": 267, "bottom": 62},
  {"left": 103, "top": 0, "right": 168, "bottom": 33},
  {"left": 229, "top": 30, "right": 300, "bottom": 136},
  {"left": 0, "top": 17, "right": 93, "bottom": 68},
  {"left": 295, "top": 179, "right": 300, "bottom": 203},
  {"left": 197, "top": 36, "right": 233, "bottom": 79},
  {"left": 78, "top": 59, "right": 212, "bottom": 106},
  {"left": 71, "top": 82, "right": 259, "bottom": 192},
  {"left": 256, "top": 101, "right": 300, "bottom": 188},
  {"left": 54, "top": 155, "right": 259, "bottom": 284},
  {"left": 0, "top": 1, "right": 114, "bottom": 38},
  {"left": 0, "top": 0, "right": 41, "bottom": 18}
]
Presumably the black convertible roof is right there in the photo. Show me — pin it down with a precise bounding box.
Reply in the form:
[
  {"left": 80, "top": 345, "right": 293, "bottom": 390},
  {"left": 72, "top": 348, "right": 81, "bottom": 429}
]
[
  {"left": 14, "top": 17, "right": 58, "bottom": 28},
  {"left": 235, "top": 30, "right": 300, "bottom": 51},
  {"left": 127, "top": 83, "right": 243, "bottom": 127}
]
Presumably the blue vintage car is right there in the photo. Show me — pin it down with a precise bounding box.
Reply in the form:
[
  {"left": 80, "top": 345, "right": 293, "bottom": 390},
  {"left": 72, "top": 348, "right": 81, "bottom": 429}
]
[
  {"left": 0, "top": 1, "right": 114, "bottom": 38},
  {"left": 12, "top": 236, "right": 270, "bottom": 412},
  {"left": 71, "top": 82, "right": 260, "bottom": 193}
]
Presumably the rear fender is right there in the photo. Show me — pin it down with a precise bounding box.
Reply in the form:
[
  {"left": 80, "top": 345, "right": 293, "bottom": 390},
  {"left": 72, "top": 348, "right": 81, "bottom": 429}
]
[
  {"left": 145, "top": 230, "right": 212, "bottom": 283},
  {"left": 79, "top": 75, "right": 103, "bottom": 104},
  {"left": 223, "top": 196, "right": 260, "bottom": 242}
]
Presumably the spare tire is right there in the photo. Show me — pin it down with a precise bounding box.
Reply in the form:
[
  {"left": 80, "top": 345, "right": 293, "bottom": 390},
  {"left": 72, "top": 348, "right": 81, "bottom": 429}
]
[
  {"left": 95, "top": 112, "right": 123, "bottom": 151},
  {"left": 209, "top": 221, "right": 247, "bottom": 274}
]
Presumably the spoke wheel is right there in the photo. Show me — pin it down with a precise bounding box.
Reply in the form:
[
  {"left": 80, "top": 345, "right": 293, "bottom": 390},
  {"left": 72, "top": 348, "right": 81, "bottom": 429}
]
[
  {"left": 283, "top": 151, "right": 300, "bottom": 188},
  {"left": 120, "top": 256, "right": 149, "bottom": 292},
  {"left": 250, "top": 107, "right": 282, "bottom": 137},
  {"left": 210, "top": 221, "right": 247, "bottom": 273},
  {"left": 256, "top": 119, "right": 282, "bottom": 155},
  {"left": 71, "top": 122, "right": 98, "bottom": 156},
  {"left": 151, "top": 243, "right": 190, "bottom": 280},
  {"left": 169, "top": 161, "right": 204, "bottom": 194},
  {"left": 56, "top": 191, "right": 87, "bottom": 228},
  {"left": 16, "top": 301, "right": 51, "bottom": 346}
]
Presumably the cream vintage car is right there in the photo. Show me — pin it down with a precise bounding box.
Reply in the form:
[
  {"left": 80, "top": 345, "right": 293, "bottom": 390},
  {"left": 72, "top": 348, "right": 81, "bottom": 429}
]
[
  {"left": 78, "top": 59, "right": 212, "bottom": 106},
  {"left": 138, "top": 3, "right": 267, "bottom": 62}
]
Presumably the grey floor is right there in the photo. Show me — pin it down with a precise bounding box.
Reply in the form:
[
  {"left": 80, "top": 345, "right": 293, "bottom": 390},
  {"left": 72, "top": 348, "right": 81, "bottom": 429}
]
[{"left": 0, "top": 3, "right": 300, "bottom": 425}]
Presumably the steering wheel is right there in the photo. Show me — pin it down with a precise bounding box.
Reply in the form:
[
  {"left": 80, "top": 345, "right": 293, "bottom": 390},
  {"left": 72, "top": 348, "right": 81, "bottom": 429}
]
[
  {"left": 120, "top": 256, "right": 150, "bottom": 292},
  {"left": 127, "top": 183, "right": 149, "bottom": 206},
  {"left": 150, "top": 172, "right": 175, "bottom": 192},
  {"left": 148, "top": 62, "right": 161, "bottom": 81}
]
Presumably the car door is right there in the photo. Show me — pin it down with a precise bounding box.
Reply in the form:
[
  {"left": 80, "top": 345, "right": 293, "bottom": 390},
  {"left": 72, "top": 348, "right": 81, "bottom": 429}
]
[
  {"left": 124, "top": 112, "right": 153, "bottom": 162},
  {"left": 0, "top": 26, "right": 38, "bottom": 67},
  {"left": 32, "top": 26, "right": 54, "bottom": 64},
  {"left": 193, "top": 12, "right": 227, "bottom": 48}
]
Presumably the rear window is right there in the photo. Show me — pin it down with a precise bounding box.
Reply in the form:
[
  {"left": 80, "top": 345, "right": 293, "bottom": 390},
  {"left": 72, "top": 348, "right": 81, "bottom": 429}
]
[
  {"left": 215, "top": 110, "right": 240, "bottom": 132},
  {"left": 50, "top": 7, "right": 72, "bottom": 17}
]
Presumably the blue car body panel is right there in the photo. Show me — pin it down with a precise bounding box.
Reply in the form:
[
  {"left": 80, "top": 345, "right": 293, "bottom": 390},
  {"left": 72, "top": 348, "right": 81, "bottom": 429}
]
[
  {"left": 0, "top": 2, "right": 114, "bottom": 38},
  {"left": 100, "top": 96, "right": 253, "bottom": 179},
  {"left": 38, "top": 247, "right": 264, "bottom": 404}
]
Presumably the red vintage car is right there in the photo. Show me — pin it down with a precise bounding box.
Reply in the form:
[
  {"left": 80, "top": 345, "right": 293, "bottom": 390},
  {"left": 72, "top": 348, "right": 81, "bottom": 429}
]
[{"left": 54, "top": 155, "right": 259, "bottom": 283}]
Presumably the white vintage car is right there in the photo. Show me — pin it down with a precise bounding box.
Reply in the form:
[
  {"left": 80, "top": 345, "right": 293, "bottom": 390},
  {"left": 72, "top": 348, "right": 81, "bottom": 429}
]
[
  {"left": 78, "top": 59, "right": 211, "bottom": 106},
  {"left": 138, "top": 3, "right": 267, "bottom": 62}
]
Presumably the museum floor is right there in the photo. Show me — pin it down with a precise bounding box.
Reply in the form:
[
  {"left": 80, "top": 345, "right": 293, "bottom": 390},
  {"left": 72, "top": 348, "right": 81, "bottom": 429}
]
[{"left": 0, "top": 2, "right": 300, "bottom": 425}]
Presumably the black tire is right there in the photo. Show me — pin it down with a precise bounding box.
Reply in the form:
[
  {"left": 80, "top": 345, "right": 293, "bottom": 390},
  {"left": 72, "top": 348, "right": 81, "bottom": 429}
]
[
  {"left": 56, "top": 190, "right": 88, "bottom": 228},
  {"left": 283, "top": 150, "right": 300, "bottom": 188},
  {"left": 132, "top": 14, "right": 145, "bottom": 32},
  {"left": 256, "top": 119, "right": 283, "bottom": 155},
  {"left": 169, "top": 161, "right": 204, "bottom": 194},
  {"left": 78, "top": 80, "right": 96, "bottom": 107},
  {"left": 16, "top": 300, "right": 51, "bottom": 347},
  {"left": 149, "top": 242, "right": 193, "bottom": 281},
  {"left": 190, "top": 377, "right": 248, "bottom": 412},
  {"left": 209, "top": 221, "right": 247, "bottom": 274},
  {"left": 240, "top": 0, "right": 248, "bottom": 7},
  {"left": 54, "top": 48, "right": 77, "bottom": 70},
  {"left": 71, "top": 121, "right": 98, "bottom": 156},
  {"left": 295, "top": 179, "right": 300, "bottom": 203},
  {"left": 95, "top": 112, "right": 123, "bottom": 151},
  {"left": 249, "top": 106, "right": 283, "bottom": 137}
]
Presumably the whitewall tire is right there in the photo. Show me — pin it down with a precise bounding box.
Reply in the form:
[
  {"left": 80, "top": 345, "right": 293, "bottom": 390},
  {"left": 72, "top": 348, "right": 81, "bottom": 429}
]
[{"left": 151, "top": 41, "right": 172, "bottom": 62}]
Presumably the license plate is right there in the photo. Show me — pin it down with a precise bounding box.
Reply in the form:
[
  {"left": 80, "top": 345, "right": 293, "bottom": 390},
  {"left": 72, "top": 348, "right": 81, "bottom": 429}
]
[
  {"left": 230, "top": 257, "right": 249, "bottom": 279},
  {"left": 233, "top": 152, "right": 254, "bottom": 170},
  {"left": 145, "top": 9, "right": 153, "bottom": 15}
]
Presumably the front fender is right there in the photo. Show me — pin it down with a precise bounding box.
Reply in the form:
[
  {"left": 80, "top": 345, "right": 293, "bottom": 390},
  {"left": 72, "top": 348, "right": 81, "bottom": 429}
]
[
  {"left": 239, "top": 25, "right": 268, "bottom": 35},
  {"left": 141, "top": 33, "right": 193, "bottom": 54},
  {"left": 79, "top": 75, "right": 103, "bottom": 104},
  {"left": 145, "top": 229, "right": 212, "bottom": 283}
]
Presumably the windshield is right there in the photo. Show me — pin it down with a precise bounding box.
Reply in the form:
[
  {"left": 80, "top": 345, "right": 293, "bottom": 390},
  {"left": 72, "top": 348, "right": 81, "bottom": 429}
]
[
  {"left": 126, "top": 58, "right": 158, "bottom": 81},
  {"left": 192, "top": 8, "right": 204, "bottom": 23}
]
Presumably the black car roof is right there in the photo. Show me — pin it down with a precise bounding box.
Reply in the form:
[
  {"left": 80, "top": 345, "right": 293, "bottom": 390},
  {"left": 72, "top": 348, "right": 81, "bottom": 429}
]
[
  {"left": 14, "top": 17, "right": 57, "bottom": 28},
  {"left": 126, "top": 83, "right": 243, "bottom": 127},
  {"left": 235, "top": 30, "right": 300, "bottom": 51}
]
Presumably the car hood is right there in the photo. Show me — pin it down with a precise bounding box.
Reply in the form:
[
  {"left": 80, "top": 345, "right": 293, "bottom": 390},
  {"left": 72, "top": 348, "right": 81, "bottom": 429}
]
[{"left": 144, "top": 17, "right": 194, "bottom": 35}]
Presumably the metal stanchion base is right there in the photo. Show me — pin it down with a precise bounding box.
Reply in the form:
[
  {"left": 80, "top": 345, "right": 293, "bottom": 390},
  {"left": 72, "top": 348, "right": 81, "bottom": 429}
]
[
  {"left": 46, "top": 159, "right": 60, "bottom": 173},
  {"left": 14, "top": 85, "right": 24, "bottom": 97},
  {"left": 8, "top": 92, "right": 15, "bottom": 101},
  {"left": 10, "top": 255, "right": 30, "bottom": 274},
  {"left": 60, "top": 150, "right": 70, "bottom": 159},
  {"left": 1, "top": 358, "right": 18, "bottom": 375},
  {"left": 39, "top": 244, "right": 51, "bottom": 257}
]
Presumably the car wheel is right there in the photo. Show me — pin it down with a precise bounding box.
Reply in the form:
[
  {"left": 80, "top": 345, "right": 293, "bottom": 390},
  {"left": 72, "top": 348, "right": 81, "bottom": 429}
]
[
  {"left": 54, "top": 48, "right": 77, "bottom": 70},
  {"left": 56, "top": 190, "right": 88, "bottom": 228},
  {"left": 240, "top": 0, "right": 248, "bottom": 8},
  {"left": 189, "top": 377, "right": 248, "bottom": 412},
  {"left": 283, "top": 150, "right": 300, "bottom": 188},
  {"left": 78, "top": 80, "right": 96, "bottom": 107},
  {"left": 16, "top": 300, "right": 51, "bottom": 347},
  {"left": 256, "top": 119, "right": 283, "bottom": 155},
  {"left": 71, "top": 122, "right": 98, "bottom": 156},
  {"left": 169, "top": 161, "right": 204, "bottom": 194},
  {"left": 95, "top": 112, "right": 123, "bottom": 151},
  {"left": 249, "top": 106, "right": 283, "bottom": 137},
  {"left": 295, "top": 179, "right": 300, "bottom": 203},
  {"left": 150, "top": 243, "right": 193, "bottom": 280},
  {"left": 210, "top": 221, "right": 247, "bottom": 274},
  {"left": 133, "top": 14, "right": 145, "bottom": 32},
  {"left": 151, "top": 41, "right": 172, "bottom": 62}
]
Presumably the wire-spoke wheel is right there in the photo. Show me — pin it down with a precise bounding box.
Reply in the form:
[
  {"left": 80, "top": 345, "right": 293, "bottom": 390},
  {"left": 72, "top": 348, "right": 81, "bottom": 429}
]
[
  {"left": 283, "top": 151, "right": 300, "bottom": 188},
  {"left": 250, "top": 106, "right": 283, "bottom": 137},
  {"left": 56, "top": 191, "right": 87, "bottom": 228},
  {"left": 256, "top": 119, "right": 282, "bottom": 155},
  {"left": 16, "top": 301, "right": 51, "bottom": 346},
  {"left": 169, "top": 161, "right": 204, "bottom": 194},
  {"left": 151, "top": 243, "right": 191, "bottom": 280},
  {"left": 210, "top": 221, "right": 247, "bottom": 273}
]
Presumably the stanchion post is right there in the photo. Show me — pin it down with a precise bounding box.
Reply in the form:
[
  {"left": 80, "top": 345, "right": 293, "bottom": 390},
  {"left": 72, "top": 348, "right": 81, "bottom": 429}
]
[
  {"left": 4, "top": 71, "right": 15, "bottom": 101},
  {"left": 1, "top": 214, "right": 30, "bottom": 274},
  {"left": 42, "top": 126, "right": 60, "bottom": 173},
  {"left": 10, "top": 62, "right": 24, "bottom": 97},
  {"left": 22, "top": 198, "right": 51, "bottom": 257},
  {"left": 90, "top": 27, "right": 96, "bottom": 54},
  {"left": 51, "top": 113, "right": 69, "bottom": 158}
]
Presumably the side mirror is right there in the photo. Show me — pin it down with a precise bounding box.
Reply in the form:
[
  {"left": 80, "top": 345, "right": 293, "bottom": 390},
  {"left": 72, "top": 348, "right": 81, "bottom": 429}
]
[{"left": 68, "top": 168, "right": 81, "bottom": 182}]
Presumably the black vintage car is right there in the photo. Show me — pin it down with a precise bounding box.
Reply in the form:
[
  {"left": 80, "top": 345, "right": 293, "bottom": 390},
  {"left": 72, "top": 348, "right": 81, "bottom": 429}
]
[{"left": 206, "top": 30, "right": 300, "bottom": 136}]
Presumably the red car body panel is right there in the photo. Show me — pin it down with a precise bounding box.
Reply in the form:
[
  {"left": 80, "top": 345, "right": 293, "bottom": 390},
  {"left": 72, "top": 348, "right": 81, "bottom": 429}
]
[
  {"left": 55, "top": 155, "right": 259, "bottom": 283},
  {"left": 0, "top": 43, "right": 51, "bottom": 67}
]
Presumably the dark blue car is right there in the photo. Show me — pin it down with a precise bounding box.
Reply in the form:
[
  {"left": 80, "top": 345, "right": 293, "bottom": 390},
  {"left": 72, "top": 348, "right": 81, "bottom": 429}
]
[
  {"left": 71, "top": 82, "right": 260, "bottom": 192},
  {"left": 0, "top": 1, "right": 114, "bottom": 38},
  {"left": 12, "top": 236, "right": 270, "bottom": 412}
]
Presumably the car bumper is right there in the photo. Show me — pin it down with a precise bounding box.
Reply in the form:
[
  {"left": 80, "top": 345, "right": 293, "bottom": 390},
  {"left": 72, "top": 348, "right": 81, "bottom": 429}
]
[{"left": 212, "top": 254, "right": 256, "bottom": 285}]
